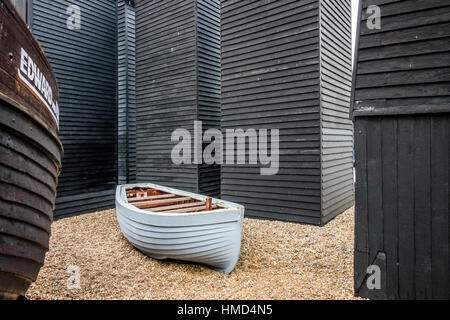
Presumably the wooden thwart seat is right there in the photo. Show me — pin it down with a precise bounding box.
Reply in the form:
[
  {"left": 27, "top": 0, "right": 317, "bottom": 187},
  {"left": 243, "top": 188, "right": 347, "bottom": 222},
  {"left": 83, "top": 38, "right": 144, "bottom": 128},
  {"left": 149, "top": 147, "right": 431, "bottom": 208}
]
[
  {"left": 126, "top": 188, "right": 165, "bottom": 198},
  {"left": 126, "top": 188, "right": 218, "bottom": 213},
  {"left": 148, "top": 201, "right": 205, "bottom": 212},
  {"left": 133, "top": 197, "right": 192, "bottom": 209},
  {"left": 167, "top": 204, "right": 218, "bottom": 213},
  {"left": 128, "top": 193, "right": 176, "bottom": 203}
]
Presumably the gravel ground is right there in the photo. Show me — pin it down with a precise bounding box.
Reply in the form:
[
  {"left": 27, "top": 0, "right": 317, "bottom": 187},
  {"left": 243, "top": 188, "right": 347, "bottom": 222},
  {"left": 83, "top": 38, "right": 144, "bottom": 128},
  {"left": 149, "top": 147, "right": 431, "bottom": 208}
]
[{"left": 26, "top": 207, "right": 358, "bottom": 300}]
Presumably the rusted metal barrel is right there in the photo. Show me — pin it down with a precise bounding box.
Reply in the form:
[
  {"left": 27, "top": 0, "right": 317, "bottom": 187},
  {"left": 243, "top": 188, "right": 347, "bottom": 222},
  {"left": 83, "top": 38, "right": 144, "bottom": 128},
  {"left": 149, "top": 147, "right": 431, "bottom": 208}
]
[{"left": 0, "top": 0, "right": 63, "bottom": 299}]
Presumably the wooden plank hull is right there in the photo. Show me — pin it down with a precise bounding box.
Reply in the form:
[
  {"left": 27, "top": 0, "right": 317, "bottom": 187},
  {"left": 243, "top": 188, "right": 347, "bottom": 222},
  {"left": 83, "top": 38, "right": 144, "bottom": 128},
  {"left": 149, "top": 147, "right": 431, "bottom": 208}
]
[
  {"left": 115, "top": 184, "right": 245, "bottom": 274},
  {"left": 0, "top": 0, "right": 62, "bottom": 299}
]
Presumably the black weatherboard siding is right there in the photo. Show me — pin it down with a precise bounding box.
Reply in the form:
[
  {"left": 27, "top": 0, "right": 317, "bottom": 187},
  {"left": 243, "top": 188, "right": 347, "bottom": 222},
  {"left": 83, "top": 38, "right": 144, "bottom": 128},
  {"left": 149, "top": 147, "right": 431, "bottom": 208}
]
[
  {"left": 135, "top": 0, "right": 221, "bottom": 197},
  {"left": 220, "top": 0, "right": 354, "bottom": 225},
  {"left": 31, "top": 0, "right": 118, "bottom": 217},
  {"left": 353, "top": 0, "right": 450, "bottom": 299},
  {"left": 118, "top": 0, "right": 136, "bottom": 184},
  {"left": 197, "top": 0, "right": 222, "bottom": 196},
  {"left": 320, "top": 0, "right": 354, "bottom": 221}
]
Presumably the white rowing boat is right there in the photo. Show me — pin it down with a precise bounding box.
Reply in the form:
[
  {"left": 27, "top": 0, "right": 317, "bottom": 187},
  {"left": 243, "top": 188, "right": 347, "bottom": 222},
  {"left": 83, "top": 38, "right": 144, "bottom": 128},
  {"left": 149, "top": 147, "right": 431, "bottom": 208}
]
[{"left": 115, "top": 183, "right": 245, "bottom": 274}]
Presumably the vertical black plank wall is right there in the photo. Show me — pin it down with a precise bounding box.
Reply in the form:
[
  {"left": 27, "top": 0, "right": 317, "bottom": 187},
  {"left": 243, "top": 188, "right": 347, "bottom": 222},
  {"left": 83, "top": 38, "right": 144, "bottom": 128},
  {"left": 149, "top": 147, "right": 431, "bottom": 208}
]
[
  {"left": 118, "top": 0, "right": 136, "bottom": 184},
  {"left": 135, "top": 0, "right": 221, "bottom": 197},
  {"left": 353, "top": 0, "right": 450, "bottom": 299},
  {"left": 32, "top": 0, "right": 118, "bottom": 217},
  {"left": 221, "top": 0, "right": 354, "bottom": 225}
]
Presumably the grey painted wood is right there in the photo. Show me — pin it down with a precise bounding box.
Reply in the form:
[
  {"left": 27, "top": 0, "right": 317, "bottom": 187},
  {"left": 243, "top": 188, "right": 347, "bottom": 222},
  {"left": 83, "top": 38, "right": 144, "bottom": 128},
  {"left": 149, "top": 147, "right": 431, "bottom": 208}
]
[
  {"left": 197, "top": 0, "right": 221, "bottom": 196},
  {"left": 31, "top": 0, "right": 118, "bottom": 217},
  {"left": 319, "top": 0, "right": 354, "bottom": 223},
  {"left": 353, "top": 0, "right": 450, "bottom": 299},
  {"left": 135, "top": 0, "right": 221, "bottom": 197},
  {"left": 118, "top": 0, "right": 136, "bottom": 184},
  {"left": 220, "top": 0, "right": 353, "bottom": 225}
]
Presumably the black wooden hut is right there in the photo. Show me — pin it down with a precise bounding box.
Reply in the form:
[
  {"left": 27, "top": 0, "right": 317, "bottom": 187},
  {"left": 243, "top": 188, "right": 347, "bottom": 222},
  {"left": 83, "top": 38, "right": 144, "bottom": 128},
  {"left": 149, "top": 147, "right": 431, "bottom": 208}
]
[
  {"left": 220, "top": 0, "right": 354, "bottom": 225},
  {"left": 30, "top": 0, "right": 118, "bottom": 217},
  {"left": 135, "top": 0, "right": 221, "bottom": 197},
  {"left": 118, "top": 0, "right": 136, "bottom": 185},
  {"left": 353, "top": 0, "right": 450, "bottom": 299}
]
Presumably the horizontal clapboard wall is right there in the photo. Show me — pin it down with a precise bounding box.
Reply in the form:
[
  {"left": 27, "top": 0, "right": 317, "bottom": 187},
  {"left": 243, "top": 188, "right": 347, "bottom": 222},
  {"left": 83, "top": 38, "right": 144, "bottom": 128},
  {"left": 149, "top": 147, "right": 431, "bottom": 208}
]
[
  {"left": 31, "top": 0, "right": 118, "bottom": 217},
  {"left": 135, "top": 0, "right": 221, "bottom": 197},
  {"left": 197, "top": 0, "right": 221, "bottom": 196},
  {"left": 118, "top": 0, "right": 136, "bottom": 185},
  {"left": 353, "top": 0, "right": 450, "bottom": 116},
  {"left": 221, "top": 0, "right": 353, "bottom": 225},
  {"left": 353, "top": 0, "right": 450, "bottom": 299},
  {"left": 319, "top": 0, "right": 354, "bottom": 223}
]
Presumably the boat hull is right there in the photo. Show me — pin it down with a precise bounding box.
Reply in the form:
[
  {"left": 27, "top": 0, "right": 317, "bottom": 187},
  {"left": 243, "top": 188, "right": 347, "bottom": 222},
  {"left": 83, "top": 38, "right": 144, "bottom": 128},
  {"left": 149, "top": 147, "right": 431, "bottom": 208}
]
[
  {"left": 0, "top": 0, "right": 62, "bottom": 299},
  {"left": 115, "top": 184, "right": 245, "bottom": 274}
]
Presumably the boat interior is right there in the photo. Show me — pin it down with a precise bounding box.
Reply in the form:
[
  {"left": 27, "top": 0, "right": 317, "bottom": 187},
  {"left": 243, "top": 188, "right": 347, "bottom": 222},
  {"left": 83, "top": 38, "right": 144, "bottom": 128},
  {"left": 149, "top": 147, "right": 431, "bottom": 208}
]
[{"left": 125, "top": 187, "right": 222, "bottom": 213}]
